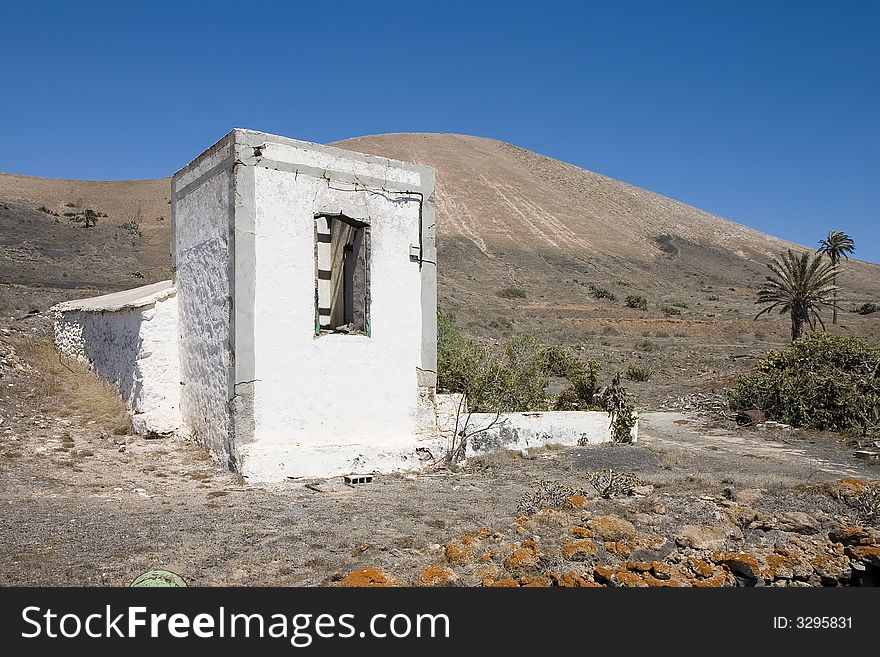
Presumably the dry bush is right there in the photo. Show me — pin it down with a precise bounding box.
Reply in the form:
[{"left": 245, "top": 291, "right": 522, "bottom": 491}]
[{"left": 16, "top": 339, "right": 131, "bottom": 432}]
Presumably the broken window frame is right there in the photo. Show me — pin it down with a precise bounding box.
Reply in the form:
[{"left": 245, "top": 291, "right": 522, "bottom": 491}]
[{"left": 313, "top": 213, "right": 371, "bottom": 337}]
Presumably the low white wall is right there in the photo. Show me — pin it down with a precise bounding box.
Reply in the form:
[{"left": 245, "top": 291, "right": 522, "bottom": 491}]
[
  {"left": 53, "top": 292, "right": 182, "bottom": 435},
  {"left": 435, "top": 393, "right": 637, "bottom": 457},
  {"left": 463, "top": 411, "right": 637, "bottom": 456}
]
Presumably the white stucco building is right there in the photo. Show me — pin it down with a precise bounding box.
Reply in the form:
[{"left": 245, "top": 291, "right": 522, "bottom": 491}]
[
  {"left": 56, "top": 129, "right": 439, "bottom": 481},
  {"left": 54, "top": 128, "right": 633, "bottom": 483}
]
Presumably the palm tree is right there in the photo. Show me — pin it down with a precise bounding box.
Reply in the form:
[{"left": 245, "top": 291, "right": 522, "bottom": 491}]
[
  {"left": 816, "top": 230, "right": 855, "bottom": 325},
  {"left": 755, "top": 250, "right": 839, "bottom": 342}
]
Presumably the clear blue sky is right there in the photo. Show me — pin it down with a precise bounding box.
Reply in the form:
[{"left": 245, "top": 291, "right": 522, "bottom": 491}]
[{"left": 2, "top": 0, "right": 877, "bottom": 262}]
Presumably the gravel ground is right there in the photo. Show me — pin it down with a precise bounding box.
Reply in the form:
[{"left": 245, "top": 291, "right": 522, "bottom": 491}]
[{"left": 1, "top": 370, "right": 877, "bottom": 586}]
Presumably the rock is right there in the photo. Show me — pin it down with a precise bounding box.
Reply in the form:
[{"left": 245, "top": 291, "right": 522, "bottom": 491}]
[
  {"left": 604, "top": 541, "right": 634, "bottom": 558},
  {"left": 687, "top": 557, "right": 715, "bottom": 579},
  {"left": 473, "top": 565, "right": 501, "bottom": 584},
  {"left": 417, "top": 565, "right": 458, "bottom": 587},
  {"left": 550, "top": 571, "right": 600, "bottom": 587},
  {"left": 563, "top": 495, "right": 589, "bottom": 509},
  {"left": 608, "top": 570, "right": 649, "bottom": 587},
  {"left": 518, "top": 575, "right": 552, "bottom": 587},
  {"left": 715, "top": 552, "right": 762, "bottom": 579},
  {"left": 845, "top": 545, "right": 880, "bottom": 568},
  {"left": 444, "top": 540, "right": 475, "bottom": 563},
  {"left": 777, "top": 511, "right": 818, "bottom": 534},
  {"left": 338, "top": 568, "right": 401, "bottom": 587},
  {"left": 675, "top": 525, "right": 728, "bottom": 551},
  {"left": 630, "top": 537, "right": 675, "bottom": 562},
  {"left": 589, "top": 515, "right": 637, "bottom": 541},
  {"left": 503, "top": 540, "right": 540, "bottom": 570},
  {"left": 829, "top": 527, "right": 874, "bottom": 546},
  {"left": 734, "top": 488, "right": 764, "bottom": 505},
  {"left": 562, "top": 539, "right": 598, "bottom": 561}
]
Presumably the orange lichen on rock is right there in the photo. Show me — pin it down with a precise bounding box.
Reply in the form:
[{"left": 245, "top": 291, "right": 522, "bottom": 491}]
[
  {"left": 503, "top": 539, "right": 541, "bottom": 571},
  {"left": 829, "top": 527, "right": 874, "bottom": 546},
  {"left": 603, "top": 541, "right": 633, "bottom": 558},
  {"left": 504, "top": 548, "right": 539, "bottom": 570},
  {"left": 810, "top": 551, "right": 851, "bottom": 580},
  {"left": 844, "top": 545, "right": 880, "bottom": 567},
  {"left": 692, "top": 571, "right": 732, "bottom": 587},
  {"left": 338, "top": 568, "right": 401, "bottom": 587},
  {"left": 715, "top": 552, "right": 762, "bottom": 579},
  {"left": 590, "top": 515, "right": 637, "bottom": 541},
  {"left": 519, "top": 575, "right": 552, "bottom": 587},
  {"left": 562, "top": 539, "right": 598, "bottom": 561},
  {"left": 837, "top": 477, "right": 868, "bottom": 493},
  {"left": 563, "top": 495, "right": 589, "bottom": 509},
  {"left": 762, "top": 548, "right": 807, "bottom": 580},
  {"left": 609, "top": 570, "right": 648, "bottom": 587},
  {"left": 417, "top": 565, "right": 458, "bottom": 587},
  {"left": 593, "top": 565, "right": 615, "bottom": 584},
  {"left": 687, "top": 557, "right": 715, "bottom": 579},
  {"left": 626, "top": 561, "right": 653, "bottom": 572},
  {"left": 551, "top": 571, "right": 601, "bottom": 587},
  {"left": 474, "top": 565, "right": 501, "bottom": 582},
  {"left": 444, "top": 541, "right": 473, "bottom": 563},
  {"left": 477, "top": 549, "right": 497, "bottom": 563}
]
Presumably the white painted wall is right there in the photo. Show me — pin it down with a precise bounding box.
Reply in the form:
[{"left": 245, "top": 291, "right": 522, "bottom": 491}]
[
  {"left": 240, "top": 165, "right": 430, "bottom": 480},
  {"left": 53, "top": 288, "right": 181, "bottom": 435},
  {"left": 173, "top": 148, "right": 233, "bottom": 465},
  {"left": 435, "top": 394, "right": 638, "bottom": 456}
]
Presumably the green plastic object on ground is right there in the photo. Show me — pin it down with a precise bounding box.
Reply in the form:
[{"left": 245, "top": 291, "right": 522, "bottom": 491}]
[{"left": 130, "top": 569, "right": 187, "bottom": 587}]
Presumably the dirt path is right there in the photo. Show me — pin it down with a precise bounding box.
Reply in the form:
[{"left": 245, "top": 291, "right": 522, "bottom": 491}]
[{"left": 639, "top": 412, "right": 871, "bottom": 483}]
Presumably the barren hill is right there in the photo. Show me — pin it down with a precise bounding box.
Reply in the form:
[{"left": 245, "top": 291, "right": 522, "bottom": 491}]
[{"left": 2, "top": 133, "right": 878, "bottom": 402}]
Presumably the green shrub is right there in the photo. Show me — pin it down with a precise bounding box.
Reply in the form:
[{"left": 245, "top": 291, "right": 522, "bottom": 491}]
[
  {"left": 589, "top": 284, "right": 617, "bottom": 301},
  {"left": 662, "top": 306, "right": 681, "bottom": 316},
  {"left": 625, "top": 295, "right": 647, "bottom": 310},
  {"left": 730, "top": 333, "right": 880, "bottom": 437},
  {"left": 498, "top": 287, "right": 527, "bottom": 299},
  {"left": 601, "top": 373, "right": 637, "bottom": 443},
  {"left": 854, "top": 303, "right": 880, "bottom": 316},
  {"left": 625, "top": 364, "right": 652, "bottom": 382},
  {"left": 438, "top": 311, "right": 602, "bottom": 413}
]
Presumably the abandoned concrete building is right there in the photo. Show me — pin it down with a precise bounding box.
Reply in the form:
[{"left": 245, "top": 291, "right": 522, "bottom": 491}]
[{"left": 54, "top": 129, "right": 634, "bottom": 482}]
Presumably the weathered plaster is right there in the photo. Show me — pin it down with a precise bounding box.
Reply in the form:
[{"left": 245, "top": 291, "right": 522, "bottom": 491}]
[{"left": 53, "top": 281, "right": 181, "bottom": 435}]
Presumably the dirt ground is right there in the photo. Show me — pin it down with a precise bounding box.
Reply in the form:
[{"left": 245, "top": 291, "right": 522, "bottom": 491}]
[{"left": 2, "top": 343, "right": 877, "bottom": 586}]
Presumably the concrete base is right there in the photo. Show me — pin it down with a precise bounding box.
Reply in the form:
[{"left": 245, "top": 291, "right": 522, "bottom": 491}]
[{"left": 238, "top": 440, "right": 444, "bottom": 483}]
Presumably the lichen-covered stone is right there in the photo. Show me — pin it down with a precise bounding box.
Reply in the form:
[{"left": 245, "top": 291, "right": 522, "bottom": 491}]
[
  {"left": 338, "top": 568, "right": 401, "bottom": 587},
  {"left": 590, "top": 515, "right": 637, "bottom": 541},
  {"left": 417, "top": 565, "right": 458, "bottom": 587},
  {"left": 562, "top": 539, "right": 599, "bottom": 561}
]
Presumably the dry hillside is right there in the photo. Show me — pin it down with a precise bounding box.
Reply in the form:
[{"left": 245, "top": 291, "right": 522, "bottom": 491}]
[{"left": 2, "top": 133, "right": 878, "bottom": 403}]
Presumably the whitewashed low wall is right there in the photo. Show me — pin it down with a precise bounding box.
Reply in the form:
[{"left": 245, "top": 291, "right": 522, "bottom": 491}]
[
  {"left": 53, "top": 281, "right": 182, "bottom": 436},
  {"left": 463, "top": 411, "right": 637, "bottom": 455},
  {"left": 436, "top": 393, "right": 637, "bottom": 456}
]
